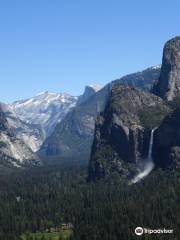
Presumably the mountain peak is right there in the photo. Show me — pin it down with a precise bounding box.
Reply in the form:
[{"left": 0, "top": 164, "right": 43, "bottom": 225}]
[
  {"left": 78, "top": 84, "right": 103, "bottom": 105},
  {"left": 11, "top": 92, "right": 78, "bottom": 137},
  {"left": 165, "top": 36, "right": 180, "bottom": 47},
  {"left": 87, "top": 84, "right": 103, "bottom": 92},
  {"left": 153, "top": 36, "right": 180, "bottom": 100},
  {"left": 151, "top": 65, "right": 161, "bottom": 70}
]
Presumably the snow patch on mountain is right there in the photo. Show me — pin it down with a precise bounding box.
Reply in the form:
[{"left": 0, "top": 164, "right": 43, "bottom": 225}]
[
  {"left": 11, "top": 91, "right": 78, "bottom": 137},
  {"left": 151, "top": 65, "right": 161, "bottom": 70}
]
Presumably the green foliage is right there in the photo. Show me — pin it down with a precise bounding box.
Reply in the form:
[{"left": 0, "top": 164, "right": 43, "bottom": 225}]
[
  {"left": 139, "top": 97, "right": 180, "bottom": 129},
  {"left": 139, "top": 104, "right": 170, "bottom": 128},
  {"left": 20, "top": 231, "right": 71, "bottom": 240},
  {"left": 0, "top": 165, "right": 179, "bottom": 240},
  {"left": 93, "top": 145, "right": 115, "bottom": 170}
]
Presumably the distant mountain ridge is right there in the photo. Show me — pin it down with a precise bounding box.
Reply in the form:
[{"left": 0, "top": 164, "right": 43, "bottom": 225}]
[
  {"left": 11, "top": 91, "right": 78, "bottom": 137},
  {"left": 39, "top": 84, "right": 110, "bottom": 162},
  {"left": 40, "top": 65, "right": 161, "bottom": 164},
  {"left": 0, "top": 65, "right": 161, "bottom": 168},
  {"left": 7, "top": 86, "right": 102, "bottom": 153},
  {"left": 113, "top": 65, "right": 161, "bottom": 92}
]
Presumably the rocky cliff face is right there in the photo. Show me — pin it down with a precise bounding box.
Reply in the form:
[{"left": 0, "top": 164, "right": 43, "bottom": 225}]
[
  {"left": 40, "top": 66, "right": 161, "bottom": 164},
  {"left": 88, "top": 85, "right": 166, "bottom": 180},
  {"left": 39, "top": 84, "right": 111, "bottom": 162},
  {"left": 153, "top": 108, "right": 180, "bottom": 169},
  {"left": 0, "top": 106, "right": 11, "bottom": 132},
  {"left": 0, "top": 105, "right": 40, "bottom": 168},
  {"left": 77, "top": 85, "right": 102, "bottom": 104},
  {"left": 153, "top": 37, "right": 180, "bottom": 101},
  {"left": 1, "top": 103, "right": 45, "bottom": 152}
]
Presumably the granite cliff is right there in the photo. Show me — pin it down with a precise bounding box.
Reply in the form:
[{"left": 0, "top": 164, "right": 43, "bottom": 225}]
[
  {"left": 153, "top": 37, "right": 180, "bottom": 101},
  {"left": 0, "top": 105, "right": 40, "bottom": 168},
  {"left": 40, "top": 66, "right": 160, "bottom": 164},
  {"left": 88, "top": 85, "right": 167, "bottom": 180},
  {"left": 153, "top": 107, "right": 180, "bottom": 169}
]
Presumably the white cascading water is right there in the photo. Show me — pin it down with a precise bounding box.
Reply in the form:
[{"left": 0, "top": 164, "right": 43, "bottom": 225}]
[{"left": 131, "top": 128, "right": 156, "bottom": 184}]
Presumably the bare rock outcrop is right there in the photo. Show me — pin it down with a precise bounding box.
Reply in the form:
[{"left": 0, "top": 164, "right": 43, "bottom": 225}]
[{"left": 153, "top": 37, "right": 180, "bottom": 101}]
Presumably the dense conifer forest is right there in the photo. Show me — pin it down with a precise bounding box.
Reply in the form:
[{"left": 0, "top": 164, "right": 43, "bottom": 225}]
[{"left": 0, "top": 164, "right": 179, "bottom": 240}]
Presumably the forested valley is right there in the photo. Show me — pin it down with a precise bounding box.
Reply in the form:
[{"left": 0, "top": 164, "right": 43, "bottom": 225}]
[{"left": 0, "top": 163, "right": 179, "bottom": 240}]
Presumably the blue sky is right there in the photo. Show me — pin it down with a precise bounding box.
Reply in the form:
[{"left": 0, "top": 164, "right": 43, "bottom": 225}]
[{"left": 0, "top": 0, "right": 180, "bottom": 102}]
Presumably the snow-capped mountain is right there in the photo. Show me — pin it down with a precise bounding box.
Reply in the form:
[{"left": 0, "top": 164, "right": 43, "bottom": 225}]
[
  {"left": 11, "top": 91, "right": 78, "bottom": 138},
  {"left": 8, "top": 88, "right": 102, "bottom": 153}
]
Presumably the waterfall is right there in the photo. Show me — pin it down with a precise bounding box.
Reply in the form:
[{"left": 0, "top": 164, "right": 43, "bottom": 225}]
[
  {"left": 147, "top": 128, "right": 156, "bottom": 161},
  {"left": 131, "top": 128, "right": 156, "bottom": 184}
]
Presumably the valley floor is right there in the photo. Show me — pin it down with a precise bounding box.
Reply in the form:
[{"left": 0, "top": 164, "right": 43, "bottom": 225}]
[
  {"left": 20, "top": 230, "right": 72, "bottom": 240},
  {"left": 0, "top": 164, "right": 179, "bottom": 240}
]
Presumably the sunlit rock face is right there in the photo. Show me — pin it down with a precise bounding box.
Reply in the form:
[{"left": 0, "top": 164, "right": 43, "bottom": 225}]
[
  {"left": 0, "top": 105, "right": 40, "bottom": 168},
  {"left": 1, "top": 103, "right": 45, "bottom": 152},
  {"left": 153, "top": 37, "right": 180, "bottom": 101}
]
